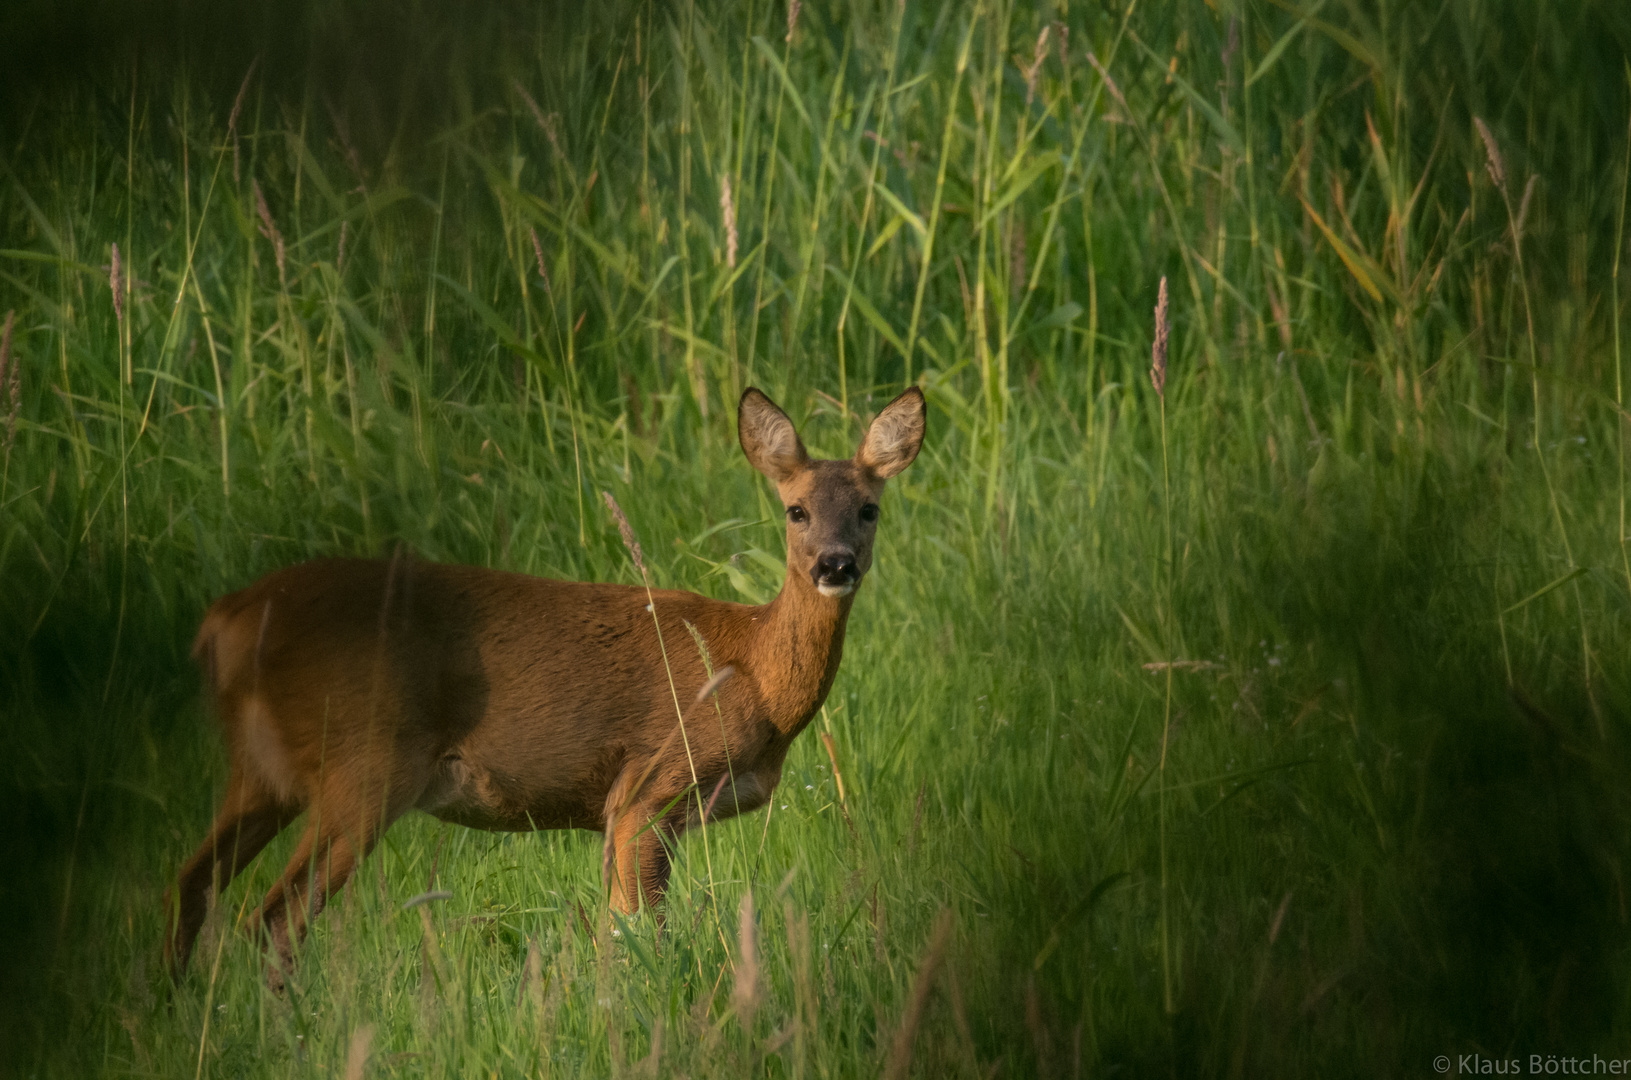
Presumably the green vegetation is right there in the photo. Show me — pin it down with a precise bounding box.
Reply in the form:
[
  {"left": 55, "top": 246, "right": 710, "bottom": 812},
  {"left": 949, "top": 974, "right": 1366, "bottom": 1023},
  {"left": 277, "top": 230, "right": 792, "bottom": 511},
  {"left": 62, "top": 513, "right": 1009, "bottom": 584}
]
[{"left": 3, "top": 0, "right": 1630, "bottom": 1074}]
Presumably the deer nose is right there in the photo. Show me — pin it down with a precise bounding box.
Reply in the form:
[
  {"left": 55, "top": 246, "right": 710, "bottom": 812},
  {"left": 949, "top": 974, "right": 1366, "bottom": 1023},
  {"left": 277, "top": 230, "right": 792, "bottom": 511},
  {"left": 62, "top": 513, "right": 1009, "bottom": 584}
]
[{"left": 812, "top": 551, "right": 858, "bottom": 586}]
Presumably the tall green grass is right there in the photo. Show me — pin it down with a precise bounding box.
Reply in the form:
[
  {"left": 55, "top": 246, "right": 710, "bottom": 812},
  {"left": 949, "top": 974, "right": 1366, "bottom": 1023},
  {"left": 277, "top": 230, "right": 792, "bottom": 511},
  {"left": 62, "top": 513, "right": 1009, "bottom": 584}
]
[{"left": 3, "top": 0, "right": 1630, "bottom": 1075}]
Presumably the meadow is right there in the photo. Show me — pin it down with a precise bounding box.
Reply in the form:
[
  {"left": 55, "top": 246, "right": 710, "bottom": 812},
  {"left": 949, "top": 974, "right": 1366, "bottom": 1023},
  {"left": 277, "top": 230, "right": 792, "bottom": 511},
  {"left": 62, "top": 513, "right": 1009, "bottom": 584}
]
[{"left": 3, "top": 0, "right": 1631, "bottom": 1075}]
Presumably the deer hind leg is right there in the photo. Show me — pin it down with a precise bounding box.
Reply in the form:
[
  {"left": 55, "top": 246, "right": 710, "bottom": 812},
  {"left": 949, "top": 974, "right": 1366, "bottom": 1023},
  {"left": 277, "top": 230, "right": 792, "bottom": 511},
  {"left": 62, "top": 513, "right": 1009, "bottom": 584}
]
[
  {"left": 252, "top": 767, "right": 416, "bottom": 984},
  {"left": 164, "top": 771, "right": 296, "bottom": 980}
]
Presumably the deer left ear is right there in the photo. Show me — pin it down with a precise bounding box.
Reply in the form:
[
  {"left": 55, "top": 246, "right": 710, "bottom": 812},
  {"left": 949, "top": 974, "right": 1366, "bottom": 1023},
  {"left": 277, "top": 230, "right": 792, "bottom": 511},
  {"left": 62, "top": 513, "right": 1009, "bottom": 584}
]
[{"left": 855, "top": 386, "right": 926, "bottom": 480}]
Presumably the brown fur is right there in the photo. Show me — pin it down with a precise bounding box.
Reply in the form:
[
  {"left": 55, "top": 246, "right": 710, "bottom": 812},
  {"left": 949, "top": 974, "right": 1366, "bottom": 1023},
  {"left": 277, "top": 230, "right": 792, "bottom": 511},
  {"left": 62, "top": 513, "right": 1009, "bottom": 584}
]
[{"left": 163, "top": 386, "right": 925, "bottom": 980}]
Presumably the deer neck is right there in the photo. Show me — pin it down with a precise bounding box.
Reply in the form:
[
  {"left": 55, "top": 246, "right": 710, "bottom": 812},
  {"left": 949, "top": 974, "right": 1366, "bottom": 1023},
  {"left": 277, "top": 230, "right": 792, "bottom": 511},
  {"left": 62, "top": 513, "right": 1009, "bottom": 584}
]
[{"left": 750, "top": 568, "right": 855, "bottom": 738}]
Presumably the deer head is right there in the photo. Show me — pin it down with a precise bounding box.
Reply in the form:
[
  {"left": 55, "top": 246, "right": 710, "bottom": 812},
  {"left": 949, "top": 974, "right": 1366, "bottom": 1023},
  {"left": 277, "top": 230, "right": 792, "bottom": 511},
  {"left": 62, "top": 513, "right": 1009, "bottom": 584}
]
[{"left": 738, "top": 386, "right": 926, "bottom": 599}]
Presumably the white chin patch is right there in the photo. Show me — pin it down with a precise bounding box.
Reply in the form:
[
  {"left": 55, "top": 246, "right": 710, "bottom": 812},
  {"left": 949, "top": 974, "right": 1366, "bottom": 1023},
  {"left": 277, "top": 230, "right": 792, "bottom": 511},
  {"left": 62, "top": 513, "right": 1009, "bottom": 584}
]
[{"left": 817, "top": 582, "right": 856, "bottom": 598}]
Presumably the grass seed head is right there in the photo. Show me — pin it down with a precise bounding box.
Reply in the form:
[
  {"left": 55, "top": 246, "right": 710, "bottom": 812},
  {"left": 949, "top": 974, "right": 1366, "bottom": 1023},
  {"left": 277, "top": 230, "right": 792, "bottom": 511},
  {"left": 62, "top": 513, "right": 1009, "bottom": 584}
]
[
  {"left": 1086, "top": 51, "right": 1130, "bottom": 117},
  {"left": 252, "top": 181, "right": 287, "bottom": 286},
  {"left": 226, "top": 60, "right": 256, "bottom": 138},
  {"left": 530, "top": 226, "right": 552, "bottom": 294},
  {"left": 1150, "top": 275, "right": 1170, "bottom": 398},
  {"left": 512, "top": 80, "right": 561, "bottom": 157},
  {"left": 1025, "top": 27, "right": 1051, "bottom": 103},
  {"left": 602, "top": 490, "right": 646, "bottom": 578},
  {"left": 786, "top": 0, "right": 801, "bottom": 43},
  {"left": 720, "top": 174, "right": 738, "bottom": 269},
  {"left": 227, "top": 60, "right": 256, "bottom": 184},
  {"left": 109, "top": 243, "right": 123, "bottom": 323},
  {"left": 684, "top": 617, "right": 717, "bottom": 673},
  {"left": 1474, "top": 117, "right": 1507, "bottom": 195}
]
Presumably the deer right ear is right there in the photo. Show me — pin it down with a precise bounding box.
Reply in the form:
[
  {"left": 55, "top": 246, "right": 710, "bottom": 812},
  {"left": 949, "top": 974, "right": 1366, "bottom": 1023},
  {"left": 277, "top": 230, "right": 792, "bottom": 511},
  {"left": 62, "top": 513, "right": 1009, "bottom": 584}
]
[{"left": 739, "top": 389, "right": 809, "bottom": 482}]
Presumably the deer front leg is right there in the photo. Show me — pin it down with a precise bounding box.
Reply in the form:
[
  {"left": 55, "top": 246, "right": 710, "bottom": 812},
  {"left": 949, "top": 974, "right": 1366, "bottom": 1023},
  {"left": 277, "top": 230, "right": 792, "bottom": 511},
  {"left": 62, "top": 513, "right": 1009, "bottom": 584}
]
[{"left": 605, "top": 799, "right": 686, "bottom": 915}]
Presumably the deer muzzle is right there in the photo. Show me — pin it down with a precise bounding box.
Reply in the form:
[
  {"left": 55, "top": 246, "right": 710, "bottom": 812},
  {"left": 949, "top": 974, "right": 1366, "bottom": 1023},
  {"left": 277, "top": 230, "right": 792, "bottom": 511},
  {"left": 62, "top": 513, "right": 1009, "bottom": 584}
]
[{"left": 812, "top": 551, "right": 859, "bottom": 597}]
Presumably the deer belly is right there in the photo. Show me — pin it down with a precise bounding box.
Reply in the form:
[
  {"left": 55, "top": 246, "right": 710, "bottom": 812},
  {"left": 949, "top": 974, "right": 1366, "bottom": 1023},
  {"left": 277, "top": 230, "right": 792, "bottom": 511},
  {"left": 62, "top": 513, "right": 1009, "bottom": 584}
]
[
  {"left": 416, "top": 752, "right": 596, "bottom": 831},
  {"left": 690, "top": 764, "right": 781, "bottom": 826}
]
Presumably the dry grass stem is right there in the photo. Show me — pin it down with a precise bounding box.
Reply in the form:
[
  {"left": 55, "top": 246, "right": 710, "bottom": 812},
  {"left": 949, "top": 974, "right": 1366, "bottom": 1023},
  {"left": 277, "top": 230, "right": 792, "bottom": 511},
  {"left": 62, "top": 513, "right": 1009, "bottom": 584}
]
[
  {"left": 342, "top": 1024, "right": 375, "bottom": 1080},
  {"left": 1516, "top": 174, "right": 1539, "bottom": 244},
  {"left": 1474, "top": 117, "right": 1507, "bottom": 195},
  {"left": 601, "top": 810, "right": 618, "bottom": 890},
  {"left": 720, "top": 175, "right": 738, "bottom": 269},
  {"left": 1143, "top": 660, "right": 1221, "bottom": 673},
  {"left": 1150, "top": 275, "right": 1170, "bottom": 397},
  {"left": 695, "top": 665, "right": 735, "bottom": 704},
  {"left": 883, "top": 908, "right": 954, "bottom": 1080},
  {"left": 336, "top": 220, "right": 349, "bottom": 274},
  {"left": 601, "top": 490, "right": 647, "bottom": 578},
  {"left": 573, "top": 898, "right": 597, "bottom": 944},
  {"left": 1, "top": 310, "right": 16, "bottom": 450},
  {"left": 0, "top": 311, "right": 11, "bottom": 386},
  {"left": 732, "top": 889, "right": 762, "bottom": 1029},
  {"left": 701, "top": 773, "right": 730, "bottom": 820},
  {"left": 819, "top": 732, "right": 848, "bottom": 805},
  {"left": 1221, "top": 16, "right": 1241, "bottom": 72},
  {"left": 1268, "top": 892, "right": 1293, "bottom": 946}
]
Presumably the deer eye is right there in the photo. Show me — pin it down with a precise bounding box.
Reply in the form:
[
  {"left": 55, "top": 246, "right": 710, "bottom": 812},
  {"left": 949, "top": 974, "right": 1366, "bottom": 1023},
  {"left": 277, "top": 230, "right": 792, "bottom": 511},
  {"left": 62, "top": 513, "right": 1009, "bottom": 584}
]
[
  {"left": 859, "top": 504, "right": 879, "bottom": 523},
  {"left": 787, "top": 505, "right": 808, "bottom": 524}
]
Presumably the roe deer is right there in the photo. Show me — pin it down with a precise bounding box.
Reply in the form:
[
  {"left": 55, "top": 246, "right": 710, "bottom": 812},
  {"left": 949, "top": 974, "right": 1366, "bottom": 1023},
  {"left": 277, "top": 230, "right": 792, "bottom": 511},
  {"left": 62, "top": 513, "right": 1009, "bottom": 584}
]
[{"left": 164, "top": 386, "right": 925, "bottom": 979}]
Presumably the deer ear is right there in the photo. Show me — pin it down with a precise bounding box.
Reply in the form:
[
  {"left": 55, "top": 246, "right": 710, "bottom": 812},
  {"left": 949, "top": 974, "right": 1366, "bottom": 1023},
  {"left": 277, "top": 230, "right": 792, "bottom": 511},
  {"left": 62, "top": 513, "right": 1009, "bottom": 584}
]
[
  {"left": 739, "top": 388, "right": 809, "bottom": 482},
  {"left": 855, "top": 386, "right": 926, "bottom": 479}
]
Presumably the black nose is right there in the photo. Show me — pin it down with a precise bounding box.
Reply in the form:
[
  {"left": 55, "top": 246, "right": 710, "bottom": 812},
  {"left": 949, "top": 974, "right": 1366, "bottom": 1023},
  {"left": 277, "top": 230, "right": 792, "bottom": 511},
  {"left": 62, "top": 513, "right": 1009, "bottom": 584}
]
[{"left": 813, "top": 552, "right": 858, "bottom": 585}]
